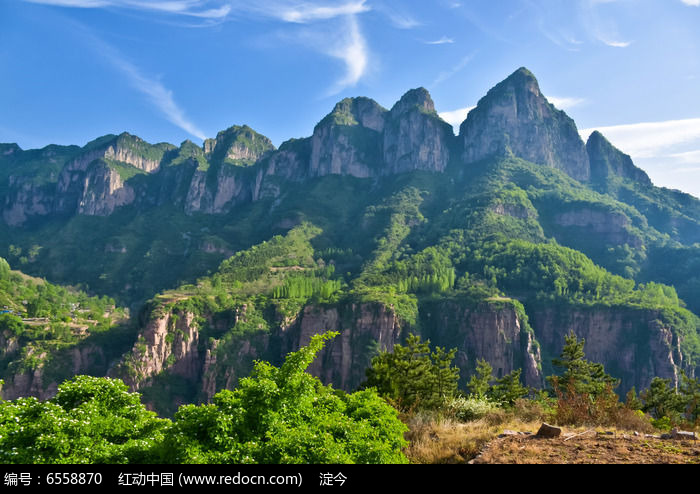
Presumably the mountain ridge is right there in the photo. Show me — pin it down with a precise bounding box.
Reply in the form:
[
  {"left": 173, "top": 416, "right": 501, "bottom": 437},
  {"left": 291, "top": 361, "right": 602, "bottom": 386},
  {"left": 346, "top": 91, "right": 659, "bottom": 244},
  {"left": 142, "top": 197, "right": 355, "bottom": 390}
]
[
  {"left": 0, "top": 68, "right": 664, "bottom": 228},
  {"left": 1, "top": 68, "right": 699, "bottom": 410}
]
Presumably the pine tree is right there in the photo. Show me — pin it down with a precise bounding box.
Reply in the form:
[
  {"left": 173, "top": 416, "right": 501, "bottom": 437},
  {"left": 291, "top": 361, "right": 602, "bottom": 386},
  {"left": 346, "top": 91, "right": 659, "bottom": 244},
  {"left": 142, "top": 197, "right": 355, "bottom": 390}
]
[
  {"left": 489, "top": 369, "right": 529, "bottom": 406},
  {"left": 547, "top": 331, "right": 619, "bottom": 399},
  {"left": 467, "top": 359, "right": 493, "bottom": 398}
]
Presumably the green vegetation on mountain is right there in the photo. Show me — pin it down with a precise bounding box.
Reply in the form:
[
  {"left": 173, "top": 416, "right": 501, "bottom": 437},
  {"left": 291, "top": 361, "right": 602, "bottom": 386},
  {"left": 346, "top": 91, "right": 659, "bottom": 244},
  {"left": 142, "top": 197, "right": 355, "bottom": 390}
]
[
  {"left": 0, "top": 334, "right": 408, "bottom": 464},
  {"left": 0, "top": 257, "right": 132, "bottom": 389},
  {"left": 1, "top": 67, "right": 700, "bottom": 460}
]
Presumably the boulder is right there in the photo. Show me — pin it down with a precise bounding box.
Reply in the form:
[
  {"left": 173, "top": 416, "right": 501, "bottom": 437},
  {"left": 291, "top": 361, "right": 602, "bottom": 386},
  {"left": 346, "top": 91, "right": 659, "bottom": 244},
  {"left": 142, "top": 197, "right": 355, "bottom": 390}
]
[{"left": 536, "top": 423, "right": 562, "bottom": 438}]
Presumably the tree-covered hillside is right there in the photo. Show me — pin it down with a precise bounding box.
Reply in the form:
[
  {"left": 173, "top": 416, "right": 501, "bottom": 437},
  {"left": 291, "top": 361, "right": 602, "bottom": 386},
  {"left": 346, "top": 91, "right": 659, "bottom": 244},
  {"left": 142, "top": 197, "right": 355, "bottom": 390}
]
[{"left": 0, "top": 67, "right": 699, "bottom": 412}]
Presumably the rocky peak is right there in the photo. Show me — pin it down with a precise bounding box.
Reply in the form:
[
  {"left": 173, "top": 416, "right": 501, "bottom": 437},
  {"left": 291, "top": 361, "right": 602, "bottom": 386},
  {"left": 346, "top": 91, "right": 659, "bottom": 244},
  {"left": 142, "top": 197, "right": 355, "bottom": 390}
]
[
  {"left": 203, "top": 125, "right": 275, "bottom": 166},
  {"left": 383, "top": 87, "right": 453, "bottom": 174},
  {"left": 0, "top": 143, "right": 22, "bottom": 157},
  {"left": 460, "top": 67, "right": 591, "bottom": 182},
  {"left": 390, "top": 87, "right": 436, "bottom": 116},
  {"left": 587, "top": 130, "right": 652, "bottom": 186},
  {"left": 316, "top": 97, "right": 387, "bottom": 133},
  {"left": 309, "top": 97, "right": 386, "bottom": 178}
]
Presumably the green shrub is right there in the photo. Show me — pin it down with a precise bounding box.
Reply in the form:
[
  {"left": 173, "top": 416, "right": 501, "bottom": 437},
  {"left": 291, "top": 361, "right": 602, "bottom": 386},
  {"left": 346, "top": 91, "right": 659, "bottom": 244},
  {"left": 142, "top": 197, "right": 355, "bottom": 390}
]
[
  {"left": 163, "top": 332, "right": 409, "bottom": 464},
  {"left": 446, "top": 396, "right": 500, "bottom": 422}
]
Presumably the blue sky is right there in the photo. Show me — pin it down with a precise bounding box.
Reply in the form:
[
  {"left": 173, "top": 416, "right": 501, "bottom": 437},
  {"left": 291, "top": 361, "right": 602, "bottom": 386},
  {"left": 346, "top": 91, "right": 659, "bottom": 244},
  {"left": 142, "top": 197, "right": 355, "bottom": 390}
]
[{"left": 2, "top": 0, "right": 700, "bottom": 196}]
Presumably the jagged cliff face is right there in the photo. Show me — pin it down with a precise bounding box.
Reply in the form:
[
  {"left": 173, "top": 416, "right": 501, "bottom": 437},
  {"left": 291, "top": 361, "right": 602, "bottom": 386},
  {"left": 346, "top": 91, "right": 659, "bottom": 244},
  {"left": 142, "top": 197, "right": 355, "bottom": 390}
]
[
  {"left": 294, "top": 303, "right": 402, "bottom": 391},
  {"left": 421, "top": 300, "right": 543, "bottom": 388},
  {"left": 77, "top": 161, "right": 136, "bottom": 216},
  {"left": 460, "top": 67, "right": 590, "bottom": 181},
  {"left": 553, "top": 208, "right": 642, "bottom": 247},
  {"left": 0, "top": 336, "right": 107, "bottom": 401},
  {"left": 309, "top": 98, "right": 386, "bottom": 178},
  {"left": 203, "top": 125, "right": 275, "bottom": 165},
  {"left": 115, "top": 309, "right": 202, "bottom": 390},
  {"left": 112, "top": 298, "right": 550, "bottom": 410},
  {"left": 112, "top": 301, "right": 403, "bottom": 402},
  {"left": 530, "top": 306, "right": 684, "bottom": 392},
  {"left": 2, "top": 179, "right": 54, "bottom": 226},
  {"left": 383, "top": 88, "right": 454, "bottom": 174},
  {"left": 1, "top": 67, "right": 661, "bottom": 227},
  {"left": 587, "top": 131, "right": 652, "bottom": 186}
]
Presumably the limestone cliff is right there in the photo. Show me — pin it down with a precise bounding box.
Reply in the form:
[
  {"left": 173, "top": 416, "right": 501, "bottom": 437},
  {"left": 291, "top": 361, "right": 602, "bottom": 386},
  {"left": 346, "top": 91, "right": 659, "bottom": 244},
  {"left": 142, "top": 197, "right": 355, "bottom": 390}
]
[
  {"left": 421, "top": 299, "right": 543, "bottom": 388},
  {"left": 460, "top": 67, "right": 590, "bottom": 181},
  {"left": 587, "top": 130, "right": 652, "bottom": 186},
  {"left": 77, "top": 160, "right": 136, "bottom": 216},
  {"left": 552, "top": 207, "right": 643, "bottom": 247},
  {"left": 383, "top": 88, "right": 454, "bottom": 174},
  {"left": 3, "top": 68, "right": 655, "bottom": 225},
  {"left": 203, "top": 125, "right": 275, "bottom": 165},
  {"left": 309, "top": 98, "right": 386, "bottom": 178},
  {"left": 1, "top": 343, "right": 106, "bottom": 401},
  {"left": 114, "top": 309, "right": 202, "bottom": 390},
  {"left": 530, "top": 306, "right": 686, "bottom": 392}
]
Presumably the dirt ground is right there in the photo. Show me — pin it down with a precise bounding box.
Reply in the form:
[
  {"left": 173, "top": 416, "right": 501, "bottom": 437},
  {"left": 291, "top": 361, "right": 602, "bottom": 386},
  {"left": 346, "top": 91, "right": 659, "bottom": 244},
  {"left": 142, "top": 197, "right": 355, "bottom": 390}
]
[{"left": 472, "top": 432, "right": 700, "bottom": 464}]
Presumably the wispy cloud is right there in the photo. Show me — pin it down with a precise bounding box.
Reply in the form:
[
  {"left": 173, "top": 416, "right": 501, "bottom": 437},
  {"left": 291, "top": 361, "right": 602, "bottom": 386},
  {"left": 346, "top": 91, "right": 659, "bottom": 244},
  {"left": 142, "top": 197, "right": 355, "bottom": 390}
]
[
  {"left": 83, "top": 32, "right": 206, "bottom": 140},
  {"left": 438, "top": 106, "right": 475, "bottom": 132},
  {"left": 581, "top": 118, "right": 700, "bottom": 197},
  {"left": 325, "top": 15, "right": 368, "bottom": 93},
  {"left": 548, "top": 96, "right": 586, "bottom": 110},
  {"left": 371, "top": 0, "right": 420, "bottom": 29},
  {"left": 578, "top": 0, "right": 632, "bottom": 48},
  {"left": 598, "top": 38, "right": 631, "bottom": 48},
  {"left": 24, "top": 0, "right": 231, "bottom": 19},
  {"left": 425, "top": 36, "right": 455, "bottom": 45},
  {"left": 34, "top": 0, "right": 374, "bottom": 95},
  {"left": 580, "top": 118, "right": 700, "bottom": 158},
  {"left": 430, "top": 53, "right": 475, "bottom": 87},
  {"left": 113, "top": 57, "right": 206, "bottom": 140},
  {"left": 276, "top": 0, "right": 370, "bottom": 23},
  {"left": 681, "top": 0, "right": 700, "bottom": 6}
]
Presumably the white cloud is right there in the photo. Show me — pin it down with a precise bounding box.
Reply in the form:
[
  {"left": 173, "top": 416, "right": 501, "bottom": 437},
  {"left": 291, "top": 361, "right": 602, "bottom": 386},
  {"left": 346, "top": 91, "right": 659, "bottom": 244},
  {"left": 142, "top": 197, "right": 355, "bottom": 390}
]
[
  {"left": 438, "top": 106, "right": 475, "bottom": 133},
  {"left": 425, "top": 36, "right": 455, "bottom": 45},
  {"left": 548, "top": 96, "right": 586, "bottom": 110},
  {"left": 113, "top": 58, "right": 206, "bottom": 140},
  {"left": 579, "top": 0, "right": 633, "bottom": 48},
  {"left": 325, "top": 15, "right": 368, "bottom": 92},
  {"left": 668, "top": 149, "right": 700, "bottom": 163},
  {"left": 24, "top": 0, "right": 231, "bottom": 18},
  {"left": 278, "top": 0, "right": 370, "bottom": 23},
  {"left": 373, "top": 2, "right": 420, "bottom": 29},
  {"left": 581, "top": 118, "right": 700, "bottom": 198},
  {"left": 599, "top": 38, "right": 631, "bottom": 48},
  {"left": 431, "top": 53, "right": 475, "bottom": 87},
  {"left": 681, "top": 0, "right": 700, "bottom": 6},
  {"left": 580, "top": 118, "right": 700, "bottom": 158}
]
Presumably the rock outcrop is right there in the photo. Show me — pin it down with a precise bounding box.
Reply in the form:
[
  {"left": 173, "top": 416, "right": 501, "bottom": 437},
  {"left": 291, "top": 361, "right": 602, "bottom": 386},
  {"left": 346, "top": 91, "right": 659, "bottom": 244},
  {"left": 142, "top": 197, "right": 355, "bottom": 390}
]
[
  {"left": 530, "top": 306, "right": 685, "bottom": 392},
  {"left": 203, "top": 125, "right": 275, "bottom": 165},
  {"left": 115, "top": 309, "right": 202, "bottom": 390},
  {"left": 587, "top": 130, "right": 652, "bottom": 186},
  {"left": 460, "top": 67, "right": 590, "bottom": 181},
  {"left": 1, "top": 344, "right": 106, "bottom": 401},
  {"left": 3, "top": 68, "right": 663, "bottom": 227},
  {"left": 383, "top": 88, "right": 454, "bottom": 174},
  {"left": 553, "top": 207, "right": 643, "bottom": 247},
  {"left": 421, "top": 299, "right": 543, "bottom": 388},
  {"left": 309, "top": 98, "right": 386, "bottom": 178}
]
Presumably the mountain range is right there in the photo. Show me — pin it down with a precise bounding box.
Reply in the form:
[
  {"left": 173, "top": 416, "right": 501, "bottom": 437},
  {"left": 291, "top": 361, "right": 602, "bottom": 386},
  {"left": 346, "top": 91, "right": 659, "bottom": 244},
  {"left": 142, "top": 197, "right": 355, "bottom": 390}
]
[{"left": 1, "top": 67, "right": 699, "bottom": 414}]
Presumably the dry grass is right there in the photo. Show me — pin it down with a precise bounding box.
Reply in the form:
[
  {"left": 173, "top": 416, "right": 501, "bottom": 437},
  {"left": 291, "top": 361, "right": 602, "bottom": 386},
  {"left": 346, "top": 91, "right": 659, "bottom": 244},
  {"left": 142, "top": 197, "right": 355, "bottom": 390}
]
[
  {"left": 473, "top": 431, "right": 700, "bottom": 464},
  {"left": 403, "top": 411, "right": 542, "bottom": 464}
]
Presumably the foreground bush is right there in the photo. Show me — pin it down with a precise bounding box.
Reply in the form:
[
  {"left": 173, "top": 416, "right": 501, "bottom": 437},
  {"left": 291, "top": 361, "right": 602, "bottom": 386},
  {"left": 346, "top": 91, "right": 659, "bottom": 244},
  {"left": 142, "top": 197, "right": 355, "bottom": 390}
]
[
  {"left": 162, "top": 332, "right": 408, "bottom": 464},
  {"left": 0, "top": 376, "right": 168, "bottom": 463},
  {"left": 0, "top": 332, "right": 408, "bottom": 464}
]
